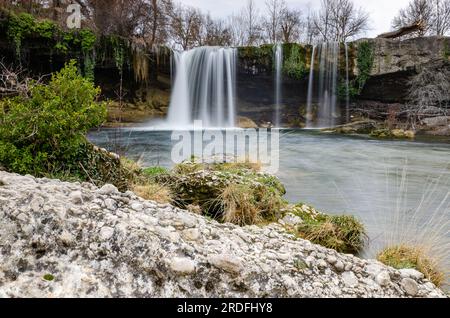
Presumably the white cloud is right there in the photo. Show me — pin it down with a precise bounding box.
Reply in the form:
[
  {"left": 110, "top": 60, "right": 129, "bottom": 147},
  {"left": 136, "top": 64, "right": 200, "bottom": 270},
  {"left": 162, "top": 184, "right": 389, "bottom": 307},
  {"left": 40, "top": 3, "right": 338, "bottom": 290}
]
[{"left": 179, "top": 0, "right": 411, "bottom": 38}]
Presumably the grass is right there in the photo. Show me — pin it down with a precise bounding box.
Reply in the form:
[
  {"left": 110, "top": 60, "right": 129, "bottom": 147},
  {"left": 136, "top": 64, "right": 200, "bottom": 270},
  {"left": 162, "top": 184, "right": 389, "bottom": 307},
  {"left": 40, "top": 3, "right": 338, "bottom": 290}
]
[
  {"left": 174, "top": 159, "right": 262, "bottom": 176},
  {"left": 143, "top": 166, "right": 169, "bottom": 178},
  {"left": 220, "top": 183, "right": 262, "bottom": 226},
  {"left": 377, "top": 245, "right": 445, "bottom": 287},
  {"left": 132, "top": 182, "right": 172, "bottom": 204},
  {"left": 291, "top": 204, "right": 367, "bottom": 254}
]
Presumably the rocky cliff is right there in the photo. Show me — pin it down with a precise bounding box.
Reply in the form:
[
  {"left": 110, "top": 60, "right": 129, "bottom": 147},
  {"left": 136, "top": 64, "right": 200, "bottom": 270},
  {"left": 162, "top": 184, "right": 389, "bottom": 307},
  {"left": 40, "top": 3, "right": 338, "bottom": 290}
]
[{"left": 0, "top": 170, "right": 446, "bottom": 298}]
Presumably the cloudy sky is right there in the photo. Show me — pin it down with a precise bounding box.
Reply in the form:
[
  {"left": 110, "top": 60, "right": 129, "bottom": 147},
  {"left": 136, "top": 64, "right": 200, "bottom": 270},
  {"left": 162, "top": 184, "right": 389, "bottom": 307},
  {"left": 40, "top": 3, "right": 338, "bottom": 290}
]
[{"left": 181, "top": 0, "right": 411, "bottom": 38}]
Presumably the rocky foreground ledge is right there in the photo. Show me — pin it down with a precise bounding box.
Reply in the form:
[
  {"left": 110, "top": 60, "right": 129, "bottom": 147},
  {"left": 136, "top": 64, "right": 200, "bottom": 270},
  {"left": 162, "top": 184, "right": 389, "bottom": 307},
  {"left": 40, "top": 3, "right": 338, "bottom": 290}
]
[{"left": 0, "top": 171, "right": 446, "bottom": 298}]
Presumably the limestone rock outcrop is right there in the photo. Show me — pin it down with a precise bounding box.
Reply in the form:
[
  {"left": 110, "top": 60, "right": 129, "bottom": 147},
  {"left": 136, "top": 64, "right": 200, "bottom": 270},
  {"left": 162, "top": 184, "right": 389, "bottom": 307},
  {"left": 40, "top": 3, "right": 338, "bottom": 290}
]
[{"left": 0, "top": 171, "right": 446, "bottom": 298}]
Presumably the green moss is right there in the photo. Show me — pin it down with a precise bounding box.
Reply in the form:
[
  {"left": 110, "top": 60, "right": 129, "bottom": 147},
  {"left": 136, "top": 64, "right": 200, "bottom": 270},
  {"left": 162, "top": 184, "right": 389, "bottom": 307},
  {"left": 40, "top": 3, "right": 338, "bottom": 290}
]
[
  {"left": 444, "top": 39, "right": 450, "bottom": 59},
  {"left": 43, "top": 274, "right": 55, "bottom": 281},
  {"left": 290, "top": 204, "right": 367, "bottom": 254},
  {"left": 143, "top": 166, "right": 169, "bottom": 177},
  {"left": 355, "top": 41, "right": 375, "bottom": 93},
  {"left": 4, "top": 10, "right": 97, "bottom": 79}
]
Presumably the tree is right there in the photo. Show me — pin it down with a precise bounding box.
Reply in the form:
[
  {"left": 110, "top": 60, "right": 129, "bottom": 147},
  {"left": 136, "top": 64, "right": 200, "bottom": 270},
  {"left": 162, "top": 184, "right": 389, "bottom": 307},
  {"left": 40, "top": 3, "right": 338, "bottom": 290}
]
[
  {"left": 228, "top": 12, "right": 247, "bottom": 47},
  {"left": 392, "top": 0, "right": 450, "bottom": 37},
  {"left": 312, "top": 0, "right": 369, "bottom": 42},
  {"left": 431, "top": 0, "right": 450, "bottom": 35},
  {"left": 392, "top": 0, "right": 433, "bottom": 37},
  {"left": 264, "top": 0, "right": 285, "bottom": 43},
  {"left": 280, "top": 7, "right": 302, "bottom": 43},
  {"left": 407, "top": 60, "right": 450, "bottom": 127},
  {"left": 243, "top": 0, "right": 262, "bottom": 46},
  {"left": 169, "top": 4, "right": 203, "bottom": 50},
  {"left": 200, "top": 15, "right": 232, "bottom": 47}
]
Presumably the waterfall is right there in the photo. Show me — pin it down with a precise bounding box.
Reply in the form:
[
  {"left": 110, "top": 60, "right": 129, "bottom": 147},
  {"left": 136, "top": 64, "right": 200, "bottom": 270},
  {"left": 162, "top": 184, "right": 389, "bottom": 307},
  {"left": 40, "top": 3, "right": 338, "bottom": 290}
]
[
  {"left": 306, "top": 46, "right": 316, "bottom": 128},
  {"left": 167, "top": 47, "right": 237, "bottom": 128},
  {"left": 274, "top": 44, "right": 283, "bottom": 127},
  {"left": 306, "top": 42, "right": 340, "bottom": 128},
  {"left": 345, "top": 43, "right": 350, "bottom": 123}
]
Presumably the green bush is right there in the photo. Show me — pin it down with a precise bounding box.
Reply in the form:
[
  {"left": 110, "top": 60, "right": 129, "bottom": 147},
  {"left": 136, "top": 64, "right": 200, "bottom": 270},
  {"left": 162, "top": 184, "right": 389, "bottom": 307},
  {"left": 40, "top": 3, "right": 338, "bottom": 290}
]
[
  {"left": 283, "top": 44, "right": 308, "bottom": 80},
  {"left": 355, "top": 41, "right": 375, "bottom": 93},
  {"left": 0, "top": 61, "right": 107, "bottom": 177}
]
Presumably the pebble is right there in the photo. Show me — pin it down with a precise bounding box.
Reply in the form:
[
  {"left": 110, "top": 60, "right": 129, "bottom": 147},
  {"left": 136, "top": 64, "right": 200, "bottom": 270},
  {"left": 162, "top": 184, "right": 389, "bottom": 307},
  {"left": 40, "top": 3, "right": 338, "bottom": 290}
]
[{"left": 169, "top": 257, "right": 196, "bottom": 275}]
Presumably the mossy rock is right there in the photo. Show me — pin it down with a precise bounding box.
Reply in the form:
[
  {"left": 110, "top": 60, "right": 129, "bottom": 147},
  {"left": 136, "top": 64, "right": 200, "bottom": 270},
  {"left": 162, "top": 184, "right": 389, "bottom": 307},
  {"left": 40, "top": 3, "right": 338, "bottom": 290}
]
[
  {"left": 159, "top": 161, "right": 286, "bottom": 223},
  {"left": 370, "top": 128, "right": 415, "bottom": 139},
  {"left": 287, "top": 203, "right": 367, "bottom": 255}
]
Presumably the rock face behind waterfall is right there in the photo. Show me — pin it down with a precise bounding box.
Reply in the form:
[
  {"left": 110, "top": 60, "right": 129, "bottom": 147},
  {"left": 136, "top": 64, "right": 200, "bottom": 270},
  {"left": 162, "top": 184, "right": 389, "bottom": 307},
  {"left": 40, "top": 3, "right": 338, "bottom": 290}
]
[{"left": 0, "top": 171, "right": 446, "bottom": 298}]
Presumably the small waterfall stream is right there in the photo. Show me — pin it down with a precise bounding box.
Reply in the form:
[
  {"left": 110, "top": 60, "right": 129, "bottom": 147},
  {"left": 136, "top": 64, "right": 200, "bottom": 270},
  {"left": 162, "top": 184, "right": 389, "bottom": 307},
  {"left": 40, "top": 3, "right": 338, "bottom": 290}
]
[
  {"left": 345, "top": 43, "right": 350, "bottom": 123},
  {"left": 167, "top": 47, "right": 237, "bottom": 128},
  {"left": 274, "top": 44, "right": 283, "bottom": 127},
  {"left": 306, "top": 42, "right": 341, "bottom": 128}
]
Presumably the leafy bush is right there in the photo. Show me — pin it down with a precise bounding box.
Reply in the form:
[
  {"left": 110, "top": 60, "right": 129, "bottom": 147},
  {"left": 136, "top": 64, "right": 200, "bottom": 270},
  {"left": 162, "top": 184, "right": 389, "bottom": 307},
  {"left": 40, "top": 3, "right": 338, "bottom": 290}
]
[
  {"left": 0, "top": 61, "right": 107, "bottom": 178},
  {"left": 283, "top": 44, "right": 308, "bottom": 80}
]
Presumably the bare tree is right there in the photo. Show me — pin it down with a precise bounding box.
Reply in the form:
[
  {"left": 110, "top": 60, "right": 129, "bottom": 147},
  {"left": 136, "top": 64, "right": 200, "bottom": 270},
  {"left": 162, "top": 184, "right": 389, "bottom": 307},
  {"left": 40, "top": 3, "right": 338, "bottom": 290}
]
[
  {"left": 243, "top": 0, "right": 262, "bottom": 46},
  {"left": 169, "top": 4, "right": 203, "bottom": 50},
  {"left": 264, "top": 0, "right": 285, "bottom": 43},
  {"left": 313, "top": 0, "right": 369, "bottom": 42},
  {"left": 200, "top": 15, "right": 232, "bottom": 47},
  {"left": 228, "top": 12, "right": 247, "bottom": 47},
  {"left": 0, "top": 60, "right": 47, "bottom": 98},
  {"left": 392, "top": 0, "right": 433, "bottom": 37},
  {"left": 407, "top": 61, "right": 450, "bottom": 127},
  {"left": 280, "top": 7, "right": 302, "bottom": 43},
  {"left": 431, "top": 0, "right": 450, "bottom": 35}
]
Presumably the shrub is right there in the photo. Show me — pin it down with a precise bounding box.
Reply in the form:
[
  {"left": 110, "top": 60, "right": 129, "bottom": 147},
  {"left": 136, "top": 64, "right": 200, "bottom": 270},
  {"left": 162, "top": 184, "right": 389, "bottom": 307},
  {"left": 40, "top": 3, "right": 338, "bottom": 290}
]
[
  {"left": 283, "top": 44, "right": 308, "bottom": 80},
  {"left": 377, "top": 245, "right": 445, "bottom": 287},
  {"left": 0, "top": 61, "right": 107, "bottom": 180}
]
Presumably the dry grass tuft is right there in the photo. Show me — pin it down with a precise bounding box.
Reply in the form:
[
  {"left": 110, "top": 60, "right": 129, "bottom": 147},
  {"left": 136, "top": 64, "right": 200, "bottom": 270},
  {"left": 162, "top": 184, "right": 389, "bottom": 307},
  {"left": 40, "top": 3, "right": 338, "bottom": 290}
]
[
  {"left": 218, "top": 183, "right": 286, "bottom": 226},
  {"left": 220, "top": 184, "right": 262, "bottom": 226},
  {"left": 132, "top": 182, "right": 173, "bottom": 204},
  {"left": 377, "top": 245, "right": 445, "bottom": 287},
  {"left": 295, "top": 212, "right": 367, "bottom": 255}
]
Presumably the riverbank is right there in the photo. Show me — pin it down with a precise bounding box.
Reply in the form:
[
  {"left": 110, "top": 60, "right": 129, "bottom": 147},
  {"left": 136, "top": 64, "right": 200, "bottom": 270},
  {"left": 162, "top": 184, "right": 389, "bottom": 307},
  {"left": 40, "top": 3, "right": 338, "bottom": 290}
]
[{"left": 0, "top": 170, "right": 446, "bottom": 298}]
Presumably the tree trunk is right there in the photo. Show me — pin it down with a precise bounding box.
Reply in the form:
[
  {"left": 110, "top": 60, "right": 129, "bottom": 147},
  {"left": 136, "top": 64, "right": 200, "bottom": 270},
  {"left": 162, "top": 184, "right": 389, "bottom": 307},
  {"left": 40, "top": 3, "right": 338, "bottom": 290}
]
[{"left": 377, "top": 21, "right": 425, "bottom": 39}]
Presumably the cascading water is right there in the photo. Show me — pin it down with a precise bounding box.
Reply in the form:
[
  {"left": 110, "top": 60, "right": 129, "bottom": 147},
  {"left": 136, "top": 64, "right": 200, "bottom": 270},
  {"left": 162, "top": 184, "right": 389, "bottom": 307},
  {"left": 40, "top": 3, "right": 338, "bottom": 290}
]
[
  {"left": 306, "top": 42, "right": 341, "bottom": 128},
  {"left": 345, "top": 43, "right": 350, "bottom": 123},
  {"left": 306, "top": 46, "right": 316, "bottom": 128},
  {"left": 167, "top": 47, "right": 237, "bottom": 128},
  {"left": 274, "top": 44, "right": 283, "bottom": 127}
]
